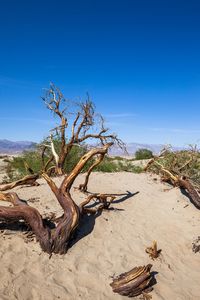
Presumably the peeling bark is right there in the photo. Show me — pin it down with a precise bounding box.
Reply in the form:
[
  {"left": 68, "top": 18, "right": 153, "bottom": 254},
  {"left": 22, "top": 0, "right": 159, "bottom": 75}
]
[{"left": 110, "top": 264, "right": 154, "bottom": 298}]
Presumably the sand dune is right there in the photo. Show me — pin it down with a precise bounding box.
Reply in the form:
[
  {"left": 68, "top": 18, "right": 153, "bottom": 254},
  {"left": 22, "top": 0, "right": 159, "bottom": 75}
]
[{"left": 0, "top": 172, "right": 200, "bottom": 300}]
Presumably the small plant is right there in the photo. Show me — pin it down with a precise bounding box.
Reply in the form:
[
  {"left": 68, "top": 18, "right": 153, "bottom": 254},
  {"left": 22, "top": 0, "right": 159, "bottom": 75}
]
[{"left": 135, "top": 148, "right": 153, "bottom": 160}]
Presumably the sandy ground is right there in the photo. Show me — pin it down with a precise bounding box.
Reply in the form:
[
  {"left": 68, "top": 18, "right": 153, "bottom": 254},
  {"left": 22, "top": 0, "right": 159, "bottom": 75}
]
[{"left": 0, "top": 166, "right": 200, "bottom": 299}]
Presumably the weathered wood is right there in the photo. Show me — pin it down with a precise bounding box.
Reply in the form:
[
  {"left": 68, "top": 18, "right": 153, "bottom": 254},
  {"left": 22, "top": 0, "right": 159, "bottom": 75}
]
[
  {"left": 145, "top": 157, "right": 200, "bottom": 209},
  {"left": 79, "top": 154, "right": 104, "bottom": 192},
  {"left": 0, "top": 144, "right": 119, "bottom": 254},
  {"left": 0, "top": 85, "right": 126, "bottom": 254},
  {"left": 145, "top": 241, "right": 161, "bottom": 260},
  {"left": 0, "top": 174, "right": 39, "bottom": 191},
  {"left": 110, "top": 264, "right": 153, "bottom": 298},
  {"left": 178, "top": 178, "right": 200, "bottom": 209},
  {"left": 0, "top": 192, "right": 51, "bottom": 252}
]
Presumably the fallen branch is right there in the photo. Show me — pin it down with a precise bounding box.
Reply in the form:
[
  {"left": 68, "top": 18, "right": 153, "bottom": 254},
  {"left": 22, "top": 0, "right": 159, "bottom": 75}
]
[
  {"left": 0, "top": 174, "right": 39, "bottom": 191},
  {"left": 144, "top": 151, "right": 200, "bottom": 209}
]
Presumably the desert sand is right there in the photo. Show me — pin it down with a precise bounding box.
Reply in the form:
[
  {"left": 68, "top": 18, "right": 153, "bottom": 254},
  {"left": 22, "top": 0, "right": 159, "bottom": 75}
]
[{"left": 0, "top": 166, "right": 200, "bottom": 300}]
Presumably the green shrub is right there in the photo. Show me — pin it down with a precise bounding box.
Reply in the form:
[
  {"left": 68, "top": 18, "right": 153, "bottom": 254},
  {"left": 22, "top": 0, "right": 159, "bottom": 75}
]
[
  {"left": 5, "top": 139, "right": 144, "bottom": 179},
  {"left": 7, "top": 140, "right": 87, "bottom": 179},
  {"left": 6, "top": 149, "right": 44, "bottom": 181},
  {"left": 135, "top": 148, "right": 153, "bottom": 160},
  {"left": 94, "top": 157, "right": 118, "bottom": 172}
]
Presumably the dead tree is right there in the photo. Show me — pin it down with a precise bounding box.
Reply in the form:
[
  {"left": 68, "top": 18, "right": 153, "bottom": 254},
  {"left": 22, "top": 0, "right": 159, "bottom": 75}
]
[
  {"left": 144, "top": 148, "right": 200, "bottom": 209},
  {"left": 41, "top": 84, "right": 124, "bottom": 176},
  {"left": 0, "top": 143, "right": 125, "bottom": 254},
  {"left": 0, "top": 85, "right": 126, "bottom": 254}
]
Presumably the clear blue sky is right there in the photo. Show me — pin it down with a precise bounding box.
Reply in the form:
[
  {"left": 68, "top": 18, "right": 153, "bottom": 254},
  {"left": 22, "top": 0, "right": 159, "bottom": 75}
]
[{"left": 0, "top": 0, "right": 200, "bottom": 146}]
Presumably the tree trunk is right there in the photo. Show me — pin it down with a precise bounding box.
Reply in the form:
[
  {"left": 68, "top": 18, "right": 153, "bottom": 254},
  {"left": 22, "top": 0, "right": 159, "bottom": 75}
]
[
  {"left": 49, "top": 190, "right": 80, "bottom": 254},
  {"left": 0, "top": 190, "right": 80, "bottom": 254},
  {"left": 0, "top": 144, "right": 115, "bottom": 254},
  {"left": 178, "top": 178, "right": 200, "bottom": 209}
]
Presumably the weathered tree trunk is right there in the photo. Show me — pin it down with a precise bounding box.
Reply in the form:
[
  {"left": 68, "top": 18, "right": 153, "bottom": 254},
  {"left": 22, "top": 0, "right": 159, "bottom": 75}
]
[
  {"left": 0, "top": 192, "right": 51, "bottom": 252},
  {"left": 110, "top": 264, "right": 153, "bottom": 299},
  {"left": 48, "top": 190, "right": 80, "bottom": 254},
  {"left": 55, "top": 164, "right": 64, "bottom": 176},
  {"left": 178, "top": 178, "right": 200, "bottom": 209},
  {"left": 0, "top": 144, "right": 116, "bottom": 255}
]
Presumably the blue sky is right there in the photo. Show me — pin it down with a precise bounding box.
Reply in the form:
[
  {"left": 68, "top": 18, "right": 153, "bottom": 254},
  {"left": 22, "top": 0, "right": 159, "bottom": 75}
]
[{"left": 0, "top": 0, "right": 200, "bottom": 146}]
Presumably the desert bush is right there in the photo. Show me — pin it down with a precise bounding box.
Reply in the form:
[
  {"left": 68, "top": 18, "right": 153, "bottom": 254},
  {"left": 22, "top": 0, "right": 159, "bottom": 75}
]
[
  {"left": 135, "top": 148, "right": 153, "bottom": 160},
  {"left": 94, "top": 157, "right": 118, "bottom": 172},
  {"left": 6, "top": 139, "right": 87, "bottom": 179},
  {"left": 147, "top": 149, "right": 200, "bottom": 188},
  {"left": 109, "top": 156, "right": 126, "bottom": 161},
  {"left": 6, "top": 147, "right": 143, "bottom": 178},
  {"left": 5, "top": 137, "right": 145, "bottom": 178},
  {"left": 117, "top": 161, "right": 143, "bottom": 173}
]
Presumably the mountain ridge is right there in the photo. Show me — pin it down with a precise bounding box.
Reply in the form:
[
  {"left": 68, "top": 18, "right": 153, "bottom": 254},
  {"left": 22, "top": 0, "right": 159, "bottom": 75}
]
[
  {"left": 0, "top": 139, "right": 36, "bottom": 154},
  {"left": 0, "top": 139, "right": 183, "bottom": 155}
]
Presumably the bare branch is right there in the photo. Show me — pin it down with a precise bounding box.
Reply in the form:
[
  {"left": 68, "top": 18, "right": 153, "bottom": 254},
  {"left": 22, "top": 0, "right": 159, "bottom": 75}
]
[
  {"left": 60, "top": 143, "right": 113, "bottom": 193},
  {"left": 0, "top": 174, "right": 39, "bottom": 191},
  {"left": 79, "top": 154, "right": 105, "bottom": 192}
]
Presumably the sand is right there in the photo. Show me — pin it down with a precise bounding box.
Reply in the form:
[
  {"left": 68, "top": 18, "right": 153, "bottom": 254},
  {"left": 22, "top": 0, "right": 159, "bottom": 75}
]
[{"left": 0, "top": 168, "right": 200, "bottom": 300}]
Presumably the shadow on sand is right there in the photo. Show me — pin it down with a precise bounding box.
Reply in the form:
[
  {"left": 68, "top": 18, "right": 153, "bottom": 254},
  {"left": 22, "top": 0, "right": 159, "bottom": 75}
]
[
  {"left": 0, "top": 190, "right": 139, "bottom": 250},
  {"left": 69, "top": 190, "right": 139, "bottom": 248}
]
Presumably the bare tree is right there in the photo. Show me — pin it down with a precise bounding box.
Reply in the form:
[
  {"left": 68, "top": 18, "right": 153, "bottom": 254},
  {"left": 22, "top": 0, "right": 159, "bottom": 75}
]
[
  {"left": 41, "top": 84, "right": 124, "bottom": 176},
  {"left": 0, "top": 84, "right": 126, "bottom": 254}
]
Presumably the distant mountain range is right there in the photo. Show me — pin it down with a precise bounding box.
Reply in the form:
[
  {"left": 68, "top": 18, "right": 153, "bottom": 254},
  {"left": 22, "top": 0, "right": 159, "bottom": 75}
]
[
  {"left": 109, "top": 142, "right": 183, "bottom": 156},
  {"left": 0, "top": 139, "right": 36, "bottom": 154},
  {"left": 0, "top": 139, "right": 183, "bottom": 156}
]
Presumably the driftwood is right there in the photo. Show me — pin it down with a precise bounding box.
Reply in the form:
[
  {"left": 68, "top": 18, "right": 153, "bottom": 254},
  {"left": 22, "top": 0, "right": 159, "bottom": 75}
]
[
  {"left": 0, "top": 174, "right": 39, "bottom": 191},
  {"left": 110, "top": 264, "right": 154, "bottom": 299}
]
